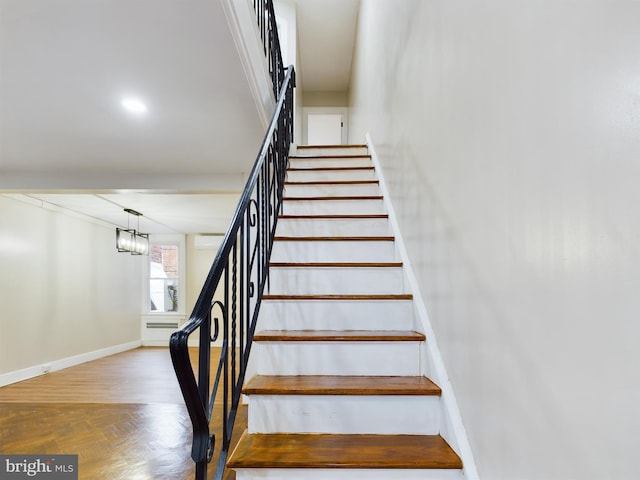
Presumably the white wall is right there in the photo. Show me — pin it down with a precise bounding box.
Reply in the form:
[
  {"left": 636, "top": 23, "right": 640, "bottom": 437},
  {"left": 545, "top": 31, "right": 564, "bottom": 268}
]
[
  {"left": 186, "top": 234, "right": 221, "bottom": 316},
  {"left": 184, "top": 233, "right": 231, "bottom": 348},
  {"left": 303, "top": 91, "right": 349, "bottom": 107},
  {"left": 274, "top": 0, "right": 302, "bottom": 144},
  {"left": 349, "top": 1, "right": 640, "bottom": 479},
  {"left": 0, "top": 196, "right": 142, "bottom": 378}
]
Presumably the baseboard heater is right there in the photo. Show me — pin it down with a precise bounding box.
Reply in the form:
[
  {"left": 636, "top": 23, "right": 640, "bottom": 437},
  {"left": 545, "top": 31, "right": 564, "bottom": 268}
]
[{"left": 146, "top": 322, "right": 179, "bottom": 329}]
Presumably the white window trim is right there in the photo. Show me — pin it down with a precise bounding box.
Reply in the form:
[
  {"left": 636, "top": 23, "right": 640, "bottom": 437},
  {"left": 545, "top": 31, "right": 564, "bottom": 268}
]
[{"left": 143, "top": 234, "right": 186, "bottom": 316}]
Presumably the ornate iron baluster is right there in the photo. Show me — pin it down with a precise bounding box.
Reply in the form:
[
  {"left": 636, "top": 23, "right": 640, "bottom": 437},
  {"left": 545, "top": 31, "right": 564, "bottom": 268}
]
[{"left": 170, "top": 57, "right": 295, "bottom": 480}]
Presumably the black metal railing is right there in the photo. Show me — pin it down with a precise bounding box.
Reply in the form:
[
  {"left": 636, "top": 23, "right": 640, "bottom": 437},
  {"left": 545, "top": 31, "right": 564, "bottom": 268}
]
[
  {"left": 169, "top": 2, "right": 294, "bottom": 478},
  {"left": 170, "top": 65, "right": 294, "bottom": 480},
  {"left": 254, "top": 0, "right": 285, "bottom": 95}
]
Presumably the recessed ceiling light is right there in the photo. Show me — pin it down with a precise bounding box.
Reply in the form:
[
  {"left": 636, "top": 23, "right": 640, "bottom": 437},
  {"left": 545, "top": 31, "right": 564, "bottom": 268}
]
[{"left": 121, "top": 97, "right": 147, "bottom": 114}]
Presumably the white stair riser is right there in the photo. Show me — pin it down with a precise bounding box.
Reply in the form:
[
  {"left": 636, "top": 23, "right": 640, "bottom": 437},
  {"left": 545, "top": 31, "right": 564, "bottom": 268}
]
[
  {"left": 286, "top": 169, "right": 377, "bottom": 182},
  {"left": 294, "top": 147, "right": 369, "bottom": 156},
  {"left": 284, "top": 183, "right": 380, "bottom": 197},
  {"left": 268, "top": 267, "right": 406, "bottom": 295},
  {"left": 270, "top": 240, "right": 397, "bottom": 262},
  {"left": 276, "top": 217, "right": 391, "bottom": 237},
  {"left": 282, "top": 199, "right": 385, "bottom": 215},
  {"left": 259, "top": 299, "right": 414, "bottom": 331},
  {"left": 255, "top": 342, "right": 422, "bottom": 376},
  {"left": 235, "top": 468, "right": 464, "bottom": 480},
  {"left": 289, "top": 157, "right": 372, "bottom": 169},
  {"left": 248, "top": 395, "right": 441, "bottom": 434}
]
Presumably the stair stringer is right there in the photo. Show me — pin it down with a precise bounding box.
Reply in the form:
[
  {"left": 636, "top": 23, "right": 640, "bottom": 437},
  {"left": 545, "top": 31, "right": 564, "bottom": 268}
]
[{"left": 366, "top": 133, "right": 480, "bottom": 480}]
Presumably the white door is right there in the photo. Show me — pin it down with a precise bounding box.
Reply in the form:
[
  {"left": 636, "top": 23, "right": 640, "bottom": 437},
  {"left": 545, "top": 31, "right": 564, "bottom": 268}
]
[{"left": 307, "top": 113, "right": 343, "bottom": 145}]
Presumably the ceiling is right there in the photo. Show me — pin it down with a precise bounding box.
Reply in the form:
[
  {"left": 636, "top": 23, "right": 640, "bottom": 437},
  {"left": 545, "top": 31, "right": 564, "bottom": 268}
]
[
  {"left": 5, "top": 192, "right": 241, "bottom": 235},
  {"left": 295, "top": 0, "right": 360, "bottom": 92},
  {"left": 0, "top": 0, "right": 360, "bottom": 234}
]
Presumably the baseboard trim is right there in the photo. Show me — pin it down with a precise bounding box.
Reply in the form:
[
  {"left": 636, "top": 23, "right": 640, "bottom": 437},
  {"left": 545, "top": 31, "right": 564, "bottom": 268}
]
[
  {"left": 141, "top": 340, "right": 171, "bottom": 347},
  {"left": 0, "top": 340, "right": 142, "bottom": 387}
]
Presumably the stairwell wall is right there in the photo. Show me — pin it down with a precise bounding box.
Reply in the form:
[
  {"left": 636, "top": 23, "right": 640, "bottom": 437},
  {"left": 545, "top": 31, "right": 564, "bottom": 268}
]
[{"left": 349, "top": 1, "right": 640, "bottom": 479}]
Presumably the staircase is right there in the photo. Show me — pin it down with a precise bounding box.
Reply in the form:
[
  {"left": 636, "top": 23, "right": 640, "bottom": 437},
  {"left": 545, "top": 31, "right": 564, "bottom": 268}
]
[{"left": 227, "top": 144, "right": 464, "bottom": 479}]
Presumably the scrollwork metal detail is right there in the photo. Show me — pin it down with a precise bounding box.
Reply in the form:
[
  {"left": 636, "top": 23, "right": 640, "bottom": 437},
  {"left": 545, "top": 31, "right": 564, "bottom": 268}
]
[
  {"left": 248, "top": 198, "right": 259, "bottom": 227},
  {"left": 170, "top": 59, "right": 295, "bottom": 480},
  {"left": 209, "top": 300, "right": 226, "bottom": 342}
]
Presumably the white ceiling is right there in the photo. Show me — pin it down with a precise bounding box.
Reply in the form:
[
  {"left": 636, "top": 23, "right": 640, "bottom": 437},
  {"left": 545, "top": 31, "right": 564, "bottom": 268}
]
[
  {"left": 296, "top": 0, "right": 360, "bottom": 92},
  {"left": 0, "top": 0, "right": 360, "bottom": 235},
  {"left": 0, "top": 0, "right": 266, "bottom": 189},
  {"left": 6, "top": 192, "right": 240, "bottom": 234}
]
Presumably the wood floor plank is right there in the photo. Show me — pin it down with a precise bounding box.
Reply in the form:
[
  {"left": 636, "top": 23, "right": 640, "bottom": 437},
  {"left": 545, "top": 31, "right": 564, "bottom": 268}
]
[
  {"left": 0, "top": 403, "right": 195, "bottom": 478},
  {"left": 0, "top": 347, "right": 219, "bottom": 404},
  {"left": 0, "top": 347, "right": 247, "bottom": 480},
  {"left": 243, "top": 375, "right": 441, "bottom": 396},
  {"left": 0, "top": 402, "right": 247, "bottom": 480},
  {"left": 253, "top": 330, "right": 426, "bottom": 342},
  {"left": 0, "top": 348, "right": 176, "bottom": 404},
  {"left": 227, "top": 431, "right": 462, "bottom": 469}
]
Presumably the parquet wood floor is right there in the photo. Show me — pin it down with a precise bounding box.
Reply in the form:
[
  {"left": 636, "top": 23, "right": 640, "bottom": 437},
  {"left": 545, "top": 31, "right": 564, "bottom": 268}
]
[{"left": 0, "top": 347, "right": 245, "bottom": 480}]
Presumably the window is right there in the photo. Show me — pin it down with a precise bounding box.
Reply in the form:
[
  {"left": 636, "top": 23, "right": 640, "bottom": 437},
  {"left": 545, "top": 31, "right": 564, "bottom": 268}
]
[{"left": 149, "top": 244, "right": 180, "bottom": 313}]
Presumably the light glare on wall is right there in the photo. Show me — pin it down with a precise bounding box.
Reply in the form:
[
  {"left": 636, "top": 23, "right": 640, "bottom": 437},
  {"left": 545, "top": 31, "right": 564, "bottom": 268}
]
[{"left": 121, "top": 97, "right": 147, "bottom": 114}]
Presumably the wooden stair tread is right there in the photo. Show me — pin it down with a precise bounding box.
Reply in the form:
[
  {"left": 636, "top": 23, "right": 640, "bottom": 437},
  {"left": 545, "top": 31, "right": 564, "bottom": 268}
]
[
  {"left": 253, "top": 330, "right": 426, "bottom": 342},
  {"left": 289, "top": 154, "right": 372, "bottom": 159},
  {"left": 227, "top": 431, "right": 462, "bottom": 469},
  {"left": 274, "top": 236, "right": 394, "bottom": 241},
  {"left": 278, "top": 214, "right": 389, "bottom": 219},
  {"left": 285, "top": 180, "right": 379, "bottom": 185},
  {"left": 262, "top": 294, "right": 413, "bottom": 300},
  {"left": 287, "top": 166, "right": 374, "bottom": 171},
  {"left": 243, "top": 375, "right": 441, "bottom": 396},
  {"left": 270, "top": 262, "right": 402, "bottom": 268},
  {"left": 297, "top": 144, "right": 367, "bottom": 149},
  {"left": 283, "top": 195, "right": 383, "bottom": 201}
]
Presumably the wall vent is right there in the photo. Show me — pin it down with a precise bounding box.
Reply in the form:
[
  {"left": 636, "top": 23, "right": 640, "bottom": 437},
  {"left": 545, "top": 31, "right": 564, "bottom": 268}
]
[{"left": 146, "top": 322, "right": 179, "bottom": 329}]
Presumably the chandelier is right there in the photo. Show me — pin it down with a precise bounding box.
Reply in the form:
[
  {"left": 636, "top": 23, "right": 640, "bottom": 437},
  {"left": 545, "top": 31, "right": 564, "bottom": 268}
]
[{"left": 116, "top": 208, "right": 149, "bottom": 255}]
